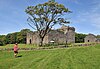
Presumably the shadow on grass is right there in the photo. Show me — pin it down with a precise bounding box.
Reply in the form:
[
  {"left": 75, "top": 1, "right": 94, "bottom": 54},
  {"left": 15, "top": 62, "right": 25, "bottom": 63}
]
[{"left": 17, "top": 55, "right": 22, "bottom": 58}]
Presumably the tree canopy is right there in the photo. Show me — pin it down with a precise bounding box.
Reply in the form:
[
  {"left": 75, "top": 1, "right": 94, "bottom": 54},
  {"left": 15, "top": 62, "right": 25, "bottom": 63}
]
[
  {"left": 0, "top": 29, "right": 31, "bottom": 46},
  {"left": 75, "top": 33, "right": 87, "bottom": 43}
]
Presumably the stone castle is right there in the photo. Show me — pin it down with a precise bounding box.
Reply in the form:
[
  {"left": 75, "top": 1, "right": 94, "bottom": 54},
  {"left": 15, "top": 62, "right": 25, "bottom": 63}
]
[{"left": 27, "top": 26, "right": 75, "bottom": 44}]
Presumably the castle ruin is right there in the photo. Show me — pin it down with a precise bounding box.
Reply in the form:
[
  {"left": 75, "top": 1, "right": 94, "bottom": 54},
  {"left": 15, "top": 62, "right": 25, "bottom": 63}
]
[
  {"left": 84, "top": 34, "right": 100, "bottom": 43},
  {"left": 27, "top": 26, "right": 75, "bottom": 44}
]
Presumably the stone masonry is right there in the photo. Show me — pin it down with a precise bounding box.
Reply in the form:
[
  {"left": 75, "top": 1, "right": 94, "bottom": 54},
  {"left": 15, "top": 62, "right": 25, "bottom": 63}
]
[
  {"left": 27, "top": 26, "right": 75, "bottom": 44},
  {"left": 84, "top": 34, "right": 100, "bottom": 43}
]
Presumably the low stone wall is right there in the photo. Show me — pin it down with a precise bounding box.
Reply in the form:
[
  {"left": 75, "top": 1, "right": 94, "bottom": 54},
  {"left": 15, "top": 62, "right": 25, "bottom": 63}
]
[
  {"left": 73, "top": 43, "right": 100, "bottom": 47},
  {"left": 0, "top": 43, "right": 100, "bottom": 51}
]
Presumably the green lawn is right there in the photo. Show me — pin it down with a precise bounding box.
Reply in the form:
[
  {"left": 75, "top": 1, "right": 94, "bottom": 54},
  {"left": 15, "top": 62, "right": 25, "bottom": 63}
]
[
  {"left": 0, "top": 44, "right": 39, "bottom": 49},
  {"left": 0, "top": 44, "right": 100, "bottom": 69}
]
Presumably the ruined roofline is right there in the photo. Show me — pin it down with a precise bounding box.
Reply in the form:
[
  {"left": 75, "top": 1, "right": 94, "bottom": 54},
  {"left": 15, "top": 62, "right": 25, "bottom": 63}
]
[
  {"left": 27, "top": 26, "right": 75, "bottom": 35},
  {"left": 60, "top": 25, "right": 75, "bottom": 31},
  {"left": 88, "top": 33, "right": 96, "bottom": 37}
]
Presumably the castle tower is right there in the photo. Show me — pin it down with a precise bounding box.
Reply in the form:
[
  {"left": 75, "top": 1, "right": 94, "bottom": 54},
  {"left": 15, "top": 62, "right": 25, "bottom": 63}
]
[
  {"left": 27, "top": 32, "right": 33, "bottom": 44},
  {"left": 60, "top": 25, "right": 75, "bottom": 43},
  {"left": 49, "top": 0, "right": 55, "bottom": 2}
]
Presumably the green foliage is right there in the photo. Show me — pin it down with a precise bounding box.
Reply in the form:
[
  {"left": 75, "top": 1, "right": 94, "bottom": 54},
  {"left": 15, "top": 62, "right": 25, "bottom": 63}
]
[
  {"left": 0, "top": 41, "right": 3, "bottom": 46},
  {"left": 0, "top": 44, "right": 100, "bottom": 69},
  {"left": 0, "top": 35, "right": 6, "bottom": 46},
  {"left": 16, "top": 29, "right": 31, "bottom": 44},
  {"left": 96, "top": 35, "right": 100, "bottom": 38},
  {"left": 6, "top": 33, "right": 17, "bottom": 44},
  {"left": 75, "top": 33, "right": 87, "bottom": 43},
  {"left": 0, "top": 29, "right": 31, "bottom": 46}
]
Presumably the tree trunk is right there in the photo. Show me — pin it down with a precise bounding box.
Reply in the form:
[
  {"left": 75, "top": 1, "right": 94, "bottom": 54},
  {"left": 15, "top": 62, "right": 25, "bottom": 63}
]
[{"left": 39, "top": 37, "right": 44, "bottom": 47}]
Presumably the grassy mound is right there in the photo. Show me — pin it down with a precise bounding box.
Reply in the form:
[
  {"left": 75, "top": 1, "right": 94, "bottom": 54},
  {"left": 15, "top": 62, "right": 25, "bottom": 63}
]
[{"left": 0, "top": 44, "right": 100, "bottom": 69}]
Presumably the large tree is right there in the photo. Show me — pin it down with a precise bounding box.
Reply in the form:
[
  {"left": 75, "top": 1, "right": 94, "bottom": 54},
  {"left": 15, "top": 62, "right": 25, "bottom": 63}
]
[
  {"left": 25, "top": 1, "right": 70, "bottom": 46},
  {"left": 0, "top": 35, "right": 6, "bottom": 46}
]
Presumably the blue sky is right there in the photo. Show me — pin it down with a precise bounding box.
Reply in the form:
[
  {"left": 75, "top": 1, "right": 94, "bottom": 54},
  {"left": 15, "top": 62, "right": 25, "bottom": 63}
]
[{"left": 0, "top": 0, "right": 100, "bottom": 35}]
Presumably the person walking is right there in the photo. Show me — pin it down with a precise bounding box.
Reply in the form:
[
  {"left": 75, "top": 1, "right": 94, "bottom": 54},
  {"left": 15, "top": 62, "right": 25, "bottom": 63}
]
[{"left": 13, "top": 43, "right": 19, "bottom": 58}]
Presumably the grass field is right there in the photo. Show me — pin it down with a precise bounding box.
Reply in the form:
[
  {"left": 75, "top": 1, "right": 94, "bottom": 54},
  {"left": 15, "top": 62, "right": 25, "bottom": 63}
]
[
  {"left": 0, "top": 44, "right": 39, "bottom": 49},
  {"left": 0, "top": 44, "right": 100, "bottom": 69}
]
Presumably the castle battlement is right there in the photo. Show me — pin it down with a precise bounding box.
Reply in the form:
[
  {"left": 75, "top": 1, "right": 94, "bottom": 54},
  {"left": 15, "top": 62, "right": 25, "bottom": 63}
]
[{"left": 60, "top": 25, "right": 75, "bottom": 31}]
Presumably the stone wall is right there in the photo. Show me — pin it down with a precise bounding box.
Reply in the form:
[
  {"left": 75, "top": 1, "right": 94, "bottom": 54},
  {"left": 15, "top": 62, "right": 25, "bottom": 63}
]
[
  {"left": 60, "top": 25, "right": 75, "bottom": 43},
  {"left": 84, "top": 34, "right": 97, "bottom": 43},
  {"left": 27, "top": 26, "right": 75, "bottom": 44},
  {"left": 27, "top": 32, "right": 49, "bottom": 44},
  {"left": 48, "top": 30, "right": 66, "bottom": 44},
  {"left": 27, "top": 32, "right": 33, "bottom": 44},
  {"left": 66, "top": 29, "right": 75, "bottom": 43}
]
